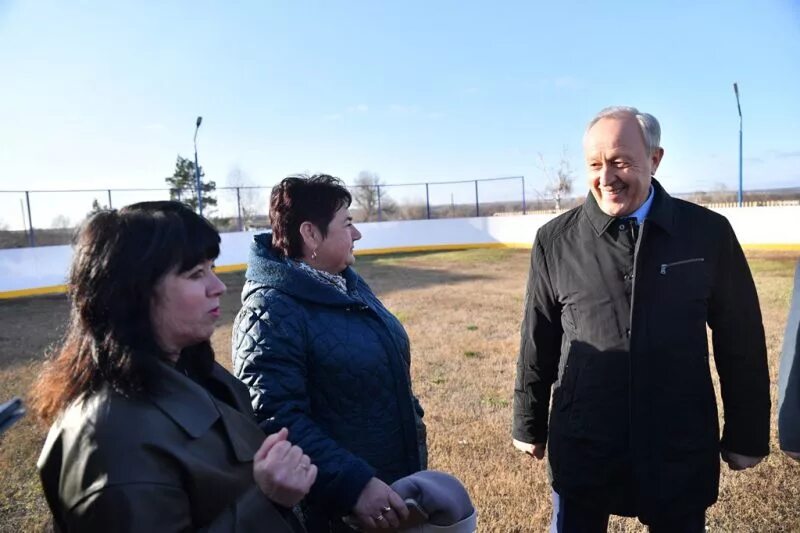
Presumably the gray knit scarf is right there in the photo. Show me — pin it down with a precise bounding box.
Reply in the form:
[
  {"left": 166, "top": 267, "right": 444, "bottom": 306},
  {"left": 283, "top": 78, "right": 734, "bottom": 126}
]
[{"left": 287, "top": 258, "right": 348, "bottom": 295}]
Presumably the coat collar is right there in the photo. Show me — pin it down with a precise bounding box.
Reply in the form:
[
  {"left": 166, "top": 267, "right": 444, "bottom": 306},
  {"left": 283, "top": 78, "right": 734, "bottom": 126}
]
[
  {"left": 244, "top": 232, "right": 361, "bottom": 306},
  {"left": 582, "top": 178, "right": 676, "bottom": 237},
  {"left": 149, "top": 361, "right": 260, "bottom": 462},
  {"left": 149, "top": 360, "right": 219, "bottom": 439}
]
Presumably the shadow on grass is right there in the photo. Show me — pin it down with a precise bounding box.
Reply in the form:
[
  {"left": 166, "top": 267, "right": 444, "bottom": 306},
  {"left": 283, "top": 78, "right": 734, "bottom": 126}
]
[
  {"left": 356, "top": 260, "right": 488, "bottom": 296},
  {"left": 0, "top": 294, "right": 69, "bottom": 371},
  {"left": 0, "top": 260, "right": 486, "bottom": 371}
]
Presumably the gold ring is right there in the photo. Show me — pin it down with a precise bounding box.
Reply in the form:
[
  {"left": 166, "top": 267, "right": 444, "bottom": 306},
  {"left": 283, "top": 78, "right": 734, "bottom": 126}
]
[{"left": 381, "top": 506, "right": 392, "bottom": 513}]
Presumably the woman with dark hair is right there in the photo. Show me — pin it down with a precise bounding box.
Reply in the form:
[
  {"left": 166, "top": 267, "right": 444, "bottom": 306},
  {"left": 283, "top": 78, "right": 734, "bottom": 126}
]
[
  {"left": 232, "top": 175, "right": 427, "bottom": 532},
  {"left": 32, "top": 201, "right": 315, "bottom": 532}
]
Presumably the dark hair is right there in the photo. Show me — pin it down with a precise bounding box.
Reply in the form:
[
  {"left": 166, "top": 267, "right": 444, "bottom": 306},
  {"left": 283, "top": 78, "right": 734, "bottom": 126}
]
[
  {"left": 270, "top": 174, "right": 352, "bottom": 258},
  {"left": 32, "top": 201, "right": 221, "bottom": 424}
]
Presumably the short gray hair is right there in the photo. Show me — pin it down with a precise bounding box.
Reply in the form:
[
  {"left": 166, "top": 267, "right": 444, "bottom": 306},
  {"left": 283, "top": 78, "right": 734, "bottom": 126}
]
[{"left": 585, "top": 106, "right": 661, "bottom": 155}]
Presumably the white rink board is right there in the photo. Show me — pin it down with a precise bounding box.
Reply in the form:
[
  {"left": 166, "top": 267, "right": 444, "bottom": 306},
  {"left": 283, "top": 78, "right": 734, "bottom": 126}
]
[{"left": 1, "top": 206, "right": 798, "bottom": 296}]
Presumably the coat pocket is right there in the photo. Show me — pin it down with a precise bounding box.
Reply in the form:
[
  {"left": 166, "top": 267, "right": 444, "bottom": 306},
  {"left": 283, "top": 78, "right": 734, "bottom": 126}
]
[
  {"left": 654, "top": 355, "right": 718, "bottom": 456},
  {"left": 656, "top": 256, "right": 710, "bottom": 317},
  {"left": 560, "top": 348, "right": 629, "bottom": 446},
  {"left": 659, "top": 257, "right": 704, "bottom": 275}
]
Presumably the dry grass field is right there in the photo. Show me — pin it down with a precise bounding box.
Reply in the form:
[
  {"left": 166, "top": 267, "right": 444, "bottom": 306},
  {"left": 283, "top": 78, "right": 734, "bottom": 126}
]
[{"left": 1, "top": 248, "right": 798, "bottom": 532}]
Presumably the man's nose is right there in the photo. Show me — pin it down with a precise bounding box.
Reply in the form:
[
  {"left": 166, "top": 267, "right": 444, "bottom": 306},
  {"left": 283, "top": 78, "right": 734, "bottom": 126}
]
[
  {"left": 352, "top": 226, "right": 362, "bottom": 241},
  {"left": 597, "top": 164, "right": 615, "bottom": 186}
]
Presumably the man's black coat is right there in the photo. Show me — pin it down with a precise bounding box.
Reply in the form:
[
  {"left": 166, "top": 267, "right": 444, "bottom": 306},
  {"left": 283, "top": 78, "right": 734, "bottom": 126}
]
[{"left": 513, "top": 179, "right": 770, "bottom": 521}]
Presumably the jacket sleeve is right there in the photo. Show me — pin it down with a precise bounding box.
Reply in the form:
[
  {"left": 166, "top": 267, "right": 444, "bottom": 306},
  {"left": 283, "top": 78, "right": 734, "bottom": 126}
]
[
  {"left": 65, "top": 483, "right": 295, "bottom": 532},
  {"left": 232, "top": 292, "right": 375, "bottom": 516},
  {"left": 778, "top": 262, "right": 800, "bottom": 454},
  {"left": 512, "top": 234, "right": 563, "bottom": 445},
  {"left": 708, "top": 219, "right": 771, "bottom": 457}
]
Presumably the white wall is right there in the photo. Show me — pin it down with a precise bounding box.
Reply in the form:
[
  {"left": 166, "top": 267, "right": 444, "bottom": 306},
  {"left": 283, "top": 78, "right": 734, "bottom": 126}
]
[
  {"left": 2, "top": 206, "right": 798, "bottom": 295},
  {"left": 715, "top": 207, "right": 800, "bottom": 245},
  {"left": 0, "top": 245, "right": 74, "bottom": 293}
]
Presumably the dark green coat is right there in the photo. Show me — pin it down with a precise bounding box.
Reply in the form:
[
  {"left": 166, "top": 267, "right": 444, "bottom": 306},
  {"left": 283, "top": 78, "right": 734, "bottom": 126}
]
[{"left": 38, "top": 361, "right": 304, "bottom": 532}]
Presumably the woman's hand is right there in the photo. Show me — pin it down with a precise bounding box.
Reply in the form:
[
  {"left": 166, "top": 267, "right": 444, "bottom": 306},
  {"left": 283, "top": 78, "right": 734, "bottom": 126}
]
[
  {"left": 253, "top": 427, "right": 317, "bottom": 508},
  {"left": 350, "top": 477, "right": 409, "bottom": 530}
]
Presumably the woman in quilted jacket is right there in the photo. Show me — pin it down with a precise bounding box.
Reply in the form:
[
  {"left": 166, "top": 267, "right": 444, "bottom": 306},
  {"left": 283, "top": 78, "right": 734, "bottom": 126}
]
[{"left": 232, "top": 174, "right": 427, "bottom": 532}]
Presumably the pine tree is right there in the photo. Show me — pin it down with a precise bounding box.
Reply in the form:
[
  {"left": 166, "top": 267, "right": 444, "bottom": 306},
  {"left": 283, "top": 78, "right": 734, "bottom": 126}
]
[{"left": 165, "top": 155, "right": 217, "bottom": 213}]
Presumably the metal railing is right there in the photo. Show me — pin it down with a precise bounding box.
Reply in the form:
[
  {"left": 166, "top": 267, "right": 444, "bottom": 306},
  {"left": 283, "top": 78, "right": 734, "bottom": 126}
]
[
  {"left": 0, "top": 176, "right": 529, "bottom": 248},
  {"left": 2, "top": 178, "right": 797, "bottom": 249}
]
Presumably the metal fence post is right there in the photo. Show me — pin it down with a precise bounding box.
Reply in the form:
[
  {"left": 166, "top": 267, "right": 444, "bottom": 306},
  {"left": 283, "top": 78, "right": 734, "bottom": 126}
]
[
  {"left": 25, "top": 191, "right": 35, "bottom": 247},
  {"left": 521, "top": 176, "right": 527, "bottom": 215},
  {"left": 236, "top": 187, "right": 243, "bottom": 231},
  {"left": 425, "top": 183, "right": 431, "bottom": 219},
  {"left": 474, "top": 180, "right": 479, "bottom": 217},
  {"left": 377, "top": 184, "right": 382, "bottom": 222},
  {"left": 107, "top": 189, "right": 113, "bottom": 209},
  {"left": 19, "top": 199, "right": 28, "bottom": 246}
]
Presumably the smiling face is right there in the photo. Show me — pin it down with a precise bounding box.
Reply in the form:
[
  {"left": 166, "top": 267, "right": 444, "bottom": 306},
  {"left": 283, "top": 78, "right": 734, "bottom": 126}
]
[
  {"left": 584, "top": 115, "right": 664, "bottom": 217},
  {"left": 150, "top": 260, "right": 226, "bottom": 358},
  {"left": 310, "top": 206, "right": 362, "bottom": 274}
]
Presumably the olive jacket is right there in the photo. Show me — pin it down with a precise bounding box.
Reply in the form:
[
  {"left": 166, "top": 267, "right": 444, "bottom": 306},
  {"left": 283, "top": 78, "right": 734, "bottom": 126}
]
[{"left": 38, "top": 360, "right": 304, "bottom": 532}]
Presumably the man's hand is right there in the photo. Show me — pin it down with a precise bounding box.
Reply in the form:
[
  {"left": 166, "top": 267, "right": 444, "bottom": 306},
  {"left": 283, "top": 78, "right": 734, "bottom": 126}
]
[
  {"left": 513, "top": 439, "right": 546, "bottom": 460},
  {"left": 721, "top": 449, "right": 766, "bottom": 471},
  {"left": 530, "top": 443, "right": 546, "bottom": 460}
]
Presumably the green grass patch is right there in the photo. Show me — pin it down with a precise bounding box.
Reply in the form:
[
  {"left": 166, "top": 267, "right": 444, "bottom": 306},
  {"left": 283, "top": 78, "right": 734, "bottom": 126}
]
[
  {"left": 390, "top": 309, "right": 410, "bottom": 324},
  {"left": 481, "top": 394, "right": 510, "bottom": 408},
  {"left": 358, "top": 247, "right": 526, "bottom": 266},
  {"left": 747, "top": 259, "right": 797, "bottom": 278}
]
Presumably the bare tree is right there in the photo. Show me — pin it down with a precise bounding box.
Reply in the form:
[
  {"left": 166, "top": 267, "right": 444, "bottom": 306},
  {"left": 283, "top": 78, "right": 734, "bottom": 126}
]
[
  {"left": 352, "top": 171, "right": 397, "bottom": 222},
  {"left": 398, "top": 200, "right": 428, "bottom": 220},
  {"left": 709, "top": 182, "right": 734, "bottom": 203},
  {"left": 538, "top": 149, "right": 575, "bottom": 211},
  {"left": 226, "top": 166, "right": 265, "bottom": 229},
  {"left": 51, "top": 214, "right": 72, "bottom": 229},
  {"left": 89, "top": 198, "right": 108, "bottom": 215}
]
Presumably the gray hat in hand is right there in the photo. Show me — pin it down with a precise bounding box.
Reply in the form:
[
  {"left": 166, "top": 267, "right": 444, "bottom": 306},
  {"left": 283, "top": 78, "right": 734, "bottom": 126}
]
[{"left": 390, "top": 470, "right": 477, "bottom": 532}]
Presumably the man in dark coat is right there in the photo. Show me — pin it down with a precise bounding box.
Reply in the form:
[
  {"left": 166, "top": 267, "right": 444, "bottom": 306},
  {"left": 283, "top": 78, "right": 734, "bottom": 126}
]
[
  {"left": 779, "top": 261, "right": 800, "bottom": 462},
  {"left": 512, "top": 106, "right": 770, "bottom": 532}
]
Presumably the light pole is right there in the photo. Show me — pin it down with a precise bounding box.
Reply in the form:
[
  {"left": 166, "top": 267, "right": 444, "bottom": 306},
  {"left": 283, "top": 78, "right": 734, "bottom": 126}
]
[
  {"left": 194, "top": 116, "right": 204, "bottom": 215},
  {"left": 733, "top": 83, "right": 743, "bottom": 206}
]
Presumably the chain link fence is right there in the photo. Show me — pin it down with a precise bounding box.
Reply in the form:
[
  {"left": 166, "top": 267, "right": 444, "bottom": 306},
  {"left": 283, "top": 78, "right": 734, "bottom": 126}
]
[
  {"left": 2, "top": 177, "right": 797, "bottom": 249},
  {"left": 0, "top": 177, "right": 530, "bottom": 249}
]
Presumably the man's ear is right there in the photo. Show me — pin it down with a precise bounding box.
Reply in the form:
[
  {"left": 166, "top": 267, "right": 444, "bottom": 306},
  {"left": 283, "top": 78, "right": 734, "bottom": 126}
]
[{"left": 651, "top": 147, "right": 665, "bottom": 175}]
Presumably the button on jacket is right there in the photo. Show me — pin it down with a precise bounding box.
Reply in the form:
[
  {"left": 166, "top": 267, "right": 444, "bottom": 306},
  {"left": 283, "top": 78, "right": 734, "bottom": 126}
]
[
  {"left": 38, "top": 361, "right": 303, "bottom": 533},
  {"left": 512, "top": 179, "right": 770, "bottom": 521}
]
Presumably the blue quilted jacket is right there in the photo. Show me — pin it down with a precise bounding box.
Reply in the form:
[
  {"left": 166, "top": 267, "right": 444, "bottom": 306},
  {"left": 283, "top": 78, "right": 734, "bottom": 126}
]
[{"left": 232, "top": 234, "right": 426, "bottom": 525}]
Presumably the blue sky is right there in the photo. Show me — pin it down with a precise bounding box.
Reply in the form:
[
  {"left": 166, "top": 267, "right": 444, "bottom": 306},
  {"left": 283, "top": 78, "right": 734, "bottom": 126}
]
[{"left": 1, "top": 0, "right": 799, "bottom": 227}]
